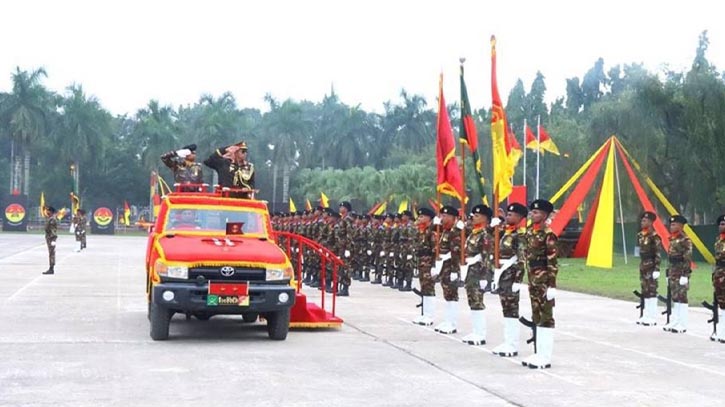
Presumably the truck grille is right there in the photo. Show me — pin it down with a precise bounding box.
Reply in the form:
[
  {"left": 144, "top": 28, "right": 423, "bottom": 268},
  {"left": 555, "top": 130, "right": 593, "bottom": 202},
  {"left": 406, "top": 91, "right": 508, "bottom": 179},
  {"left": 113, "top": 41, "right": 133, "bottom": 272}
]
[{"left": 189, "top": 266, "right": 266, "bottom": 282}]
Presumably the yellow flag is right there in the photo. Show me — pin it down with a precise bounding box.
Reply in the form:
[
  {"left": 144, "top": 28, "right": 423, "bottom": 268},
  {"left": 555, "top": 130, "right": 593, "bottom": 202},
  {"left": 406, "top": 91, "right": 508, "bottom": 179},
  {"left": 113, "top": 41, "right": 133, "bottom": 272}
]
[
  {"left": 40, "top": 192, "right": 46, "bottom": 218},
  {"left": 374, "top": 202, "right": 387, "bottom": 215},
  {"left": 289, "top": 197, "right": 297, "bottom": 213},
  {"left": 320, "top": 192, "right": 329, "bottom": 208},
  {"left": 397, "top": 199, "right": 408, "bottom": 214},
  {"left": 490, "top": 36, "right": 514, "bottom": 203}
]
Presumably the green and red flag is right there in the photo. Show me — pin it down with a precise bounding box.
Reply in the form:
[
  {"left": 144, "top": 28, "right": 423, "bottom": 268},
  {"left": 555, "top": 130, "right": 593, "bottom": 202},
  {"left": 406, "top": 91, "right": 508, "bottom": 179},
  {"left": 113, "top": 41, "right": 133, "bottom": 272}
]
[{"left": 460, "top": 63, "right": 488, "bottom": 205}]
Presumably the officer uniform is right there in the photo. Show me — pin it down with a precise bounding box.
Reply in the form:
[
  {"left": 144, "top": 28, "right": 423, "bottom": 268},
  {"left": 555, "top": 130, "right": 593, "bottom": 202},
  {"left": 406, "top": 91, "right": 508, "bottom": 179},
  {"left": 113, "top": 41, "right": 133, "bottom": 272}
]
[
  {"left": 412, "top": 207, "right": 437, "bottom": 326},
  {"left": 160, "top": 144, "right": 204, "bottom": 188},
  {"left": 712, "top": 214, "right": 725, "bottom": 342},
  {"left": 663, "top": 215, "right": 692, "bottom": 333},
  {"left": 522, "top": 199, "right": 557, "bottom": 369},
  {"left": 636, "top": 211, "right": 662, "bottom": 326},
  {"left": 43, "top": 206, "right": 58, "bottom": 275},
  {"left": 460, "top": 204, "right": 494, "bottom": 346},
  {"left": 204, "top": 141, "right": 255, "bottom": 198}
]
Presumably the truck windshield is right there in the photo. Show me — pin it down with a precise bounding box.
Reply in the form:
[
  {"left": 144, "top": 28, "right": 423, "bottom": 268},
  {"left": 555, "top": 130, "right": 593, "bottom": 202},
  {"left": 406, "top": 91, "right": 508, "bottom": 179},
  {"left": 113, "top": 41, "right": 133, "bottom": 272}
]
[{"left": 166, "top": 208, "right": 266, "bottom": 235}]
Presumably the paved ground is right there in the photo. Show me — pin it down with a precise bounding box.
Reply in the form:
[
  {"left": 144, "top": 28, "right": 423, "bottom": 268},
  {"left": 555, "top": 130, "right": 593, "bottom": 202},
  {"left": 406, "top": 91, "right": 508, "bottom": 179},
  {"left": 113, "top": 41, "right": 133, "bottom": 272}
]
[{"left": 0, "top": 232, "right": 724, "bottom": 407}]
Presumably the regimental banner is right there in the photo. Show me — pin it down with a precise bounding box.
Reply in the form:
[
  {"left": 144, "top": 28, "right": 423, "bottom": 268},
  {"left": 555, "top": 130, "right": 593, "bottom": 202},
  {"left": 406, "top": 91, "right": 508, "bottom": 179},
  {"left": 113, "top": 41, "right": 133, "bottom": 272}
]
[
  {"left": 91, "top": 205, "right": 115, "bottom": 235},
  {"left": 2, "top": 194, "right": 29, "bottom": 232}
]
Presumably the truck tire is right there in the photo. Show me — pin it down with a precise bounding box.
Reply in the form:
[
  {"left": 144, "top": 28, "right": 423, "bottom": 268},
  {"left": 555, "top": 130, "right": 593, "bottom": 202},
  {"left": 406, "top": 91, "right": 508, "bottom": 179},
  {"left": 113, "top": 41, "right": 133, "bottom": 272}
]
[
  {"left": 242, "top": 312, "right": 258, "bottom": 323},
  {"left": 266, "top": 308, "right": 290, "bottom": 340},
  {"left": 150, "top": 302, "right": 171, "bottom": 341}
]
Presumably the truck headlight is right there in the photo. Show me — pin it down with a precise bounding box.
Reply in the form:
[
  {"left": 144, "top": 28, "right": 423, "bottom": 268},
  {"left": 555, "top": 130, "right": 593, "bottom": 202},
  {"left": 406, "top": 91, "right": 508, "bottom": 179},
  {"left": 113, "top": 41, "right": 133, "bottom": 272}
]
[
  {"left": 155, "top": 260, "right": 188, "bottom": 279},
  {"left": 266, "top": 266, "right": 293, "bottom": 281}
]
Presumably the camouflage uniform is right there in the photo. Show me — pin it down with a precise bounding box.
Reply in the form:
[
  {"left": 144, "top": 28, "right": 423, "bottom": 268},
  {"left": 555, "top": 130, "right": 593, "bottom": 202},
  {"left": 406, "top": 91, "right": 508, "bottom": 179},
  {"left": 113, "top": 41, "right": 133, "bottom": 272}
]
[
  {"left": 714, "top": 234, "right": 725, "bottom": 309},
  {"left": 498, "top": 226, "right": 527, "bottom": 318},
  {"left": 525, "top": 224, "right": 558, "bottom": 328},
  {"left": 438, "top": 225, "right": 462, "bottom": 302},
  {"left": 161, "top": 151, "right": 203, "bottom": 185},
  {"left": 415, "top": 222, "right": 437, "bottom": 296},
  {"left": 464, "top": 226, "right": 493, "bottom": 310},
  {"left": 72, "top": 213, "right": 88, "bottom": 249},
  {"left": 667, "top": 232, "right": 692, "bottom": 304},
  {"left": 398, "top": 221, "right": 416, "bottom": 288},
  {"left": 45, "top": 216, "right": 58, "bottom": 268},
  {"left": 334, "top": 213, "right": 354, "bottom": 287},
  {"left": 637, "top": 228, "right": 662, "bottom": 298}
]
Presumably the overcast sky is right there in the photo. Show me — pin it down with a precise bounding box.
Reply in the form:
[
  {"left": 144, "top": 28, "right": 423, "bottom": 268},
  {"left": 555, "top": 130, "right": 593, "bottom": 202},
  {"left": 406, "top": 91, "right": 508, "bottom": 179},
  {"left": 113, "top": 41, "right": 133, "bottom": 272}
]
[{"left": 2, "top": 0, "right": 723, "bottom": 116}]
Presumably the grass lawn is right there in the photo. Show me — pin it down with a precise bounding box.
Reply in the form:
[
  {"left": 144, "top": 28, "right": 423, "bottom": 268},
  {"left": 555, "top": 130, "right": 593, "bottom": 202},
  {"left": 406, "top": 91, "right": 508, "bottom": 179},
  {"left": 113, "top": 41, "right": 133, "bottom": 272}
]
[{"left": 558, "top": 255, "right": 714, "bottom": 308}]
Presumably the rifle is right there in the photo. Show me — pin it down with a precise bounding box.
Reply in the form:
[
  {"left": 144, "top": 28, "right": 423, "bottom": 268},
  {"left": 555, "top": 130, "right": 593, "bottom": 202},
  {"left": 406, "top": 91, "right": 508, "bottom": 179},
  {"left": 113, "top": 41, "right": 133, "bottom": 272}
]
[
  {"left": 702, "top": 292, "right": 719, "bottom": 340},
  {"left": 657, "top": 281, "right": 672, "bottom": 324},
  {"left": 519, "top": 316, "right": 537, "bottom": 353},
  {"left": 412, "top": 288, "right": 424, "bottom": 315},
  {"left": 633, "top": 290, "right": 645, "bottom": 318}
]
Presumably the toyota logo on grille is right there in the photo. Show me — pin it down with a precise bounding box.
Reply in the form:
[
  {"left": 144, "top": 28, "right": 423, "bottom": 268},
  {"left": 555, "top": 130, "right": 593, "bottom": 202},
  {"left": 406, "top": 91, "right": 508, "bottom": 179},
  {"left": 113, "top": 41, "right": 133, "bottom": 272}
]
[{"left": 220, "top": 266, "right": 235, "bottom": 277}]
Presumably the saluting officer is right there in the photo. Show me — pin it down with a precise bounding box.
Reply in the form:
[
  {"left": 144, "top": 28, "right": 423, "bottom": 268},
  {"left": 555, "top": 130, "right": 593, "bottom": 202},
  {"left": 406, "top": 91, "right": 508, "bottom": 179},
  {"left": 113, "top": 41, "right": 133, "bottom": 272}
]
[
  {"left": 160, "top": 144, "right": 204, "bottom": 189},
  {"left": 204, "top": 141, "right": 255, "bottom": 198}
]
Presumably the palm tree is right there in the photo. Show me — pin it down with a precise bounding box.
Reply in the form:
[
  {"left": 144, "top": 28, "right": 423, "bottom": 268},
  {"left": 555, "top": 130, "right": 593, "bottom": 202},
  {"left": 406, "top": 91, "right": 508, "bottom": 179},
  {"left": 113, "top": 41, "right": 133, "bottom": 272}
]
[{"left": 131, "top": 100, "right": 180, "bottom": 173}]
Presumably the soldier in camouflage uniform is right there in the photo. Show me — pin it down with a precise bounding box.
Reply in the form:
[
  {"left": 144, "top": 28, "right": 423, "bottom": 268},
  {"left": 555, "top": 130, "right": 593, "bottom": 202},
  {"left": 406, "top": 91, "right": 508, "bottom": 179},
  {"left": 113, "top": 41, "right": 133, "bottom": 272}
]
[
  {"left": 521, "top": 199, "right": 558, "bottom": 369},
  {"left": 397, "top": 210, "right": 415, "bottom": 291},
  {"left": 382, "top": 213, "right": 397, "bottom": 287},
  {"left": 371, "top": 215, "right": 390, "bottom": 285},
  {"left": 491, "top": 203, "right": 527, "bottom": 357},
  {"left": 412, "top": 207, "right": 438, "bottom": 326},
  {"left": 160, "top": 144, "right": 204, "bottom": 191},
  {"left": 432, "top": 205, "right": 462, "bottom": 335},
  {"left": 663, "top": 215, "right": 693, "bottom": 333},
  {"left": 43, "top": 206, "right": 58, "bottom": 275},
  {"left": 307, "top": 207, "right": 326, "bottom": 287},
  {"left": 72, "top": 208, "right": 88, "bottom": 252},
  {"left": 636, "top": 211, "right": 663, "bottom": 326},
  {"left": 335, "top": 202, "right": 354, "bottom": 296},
  {"left": 459, "top": 204, "right": 494, "bottom": 346},
  {"left": 318, "top": 209, "right": 336, "bottom": 291},
  {"left": 712, "top": 214, "right": 725, "bottom": 343}
]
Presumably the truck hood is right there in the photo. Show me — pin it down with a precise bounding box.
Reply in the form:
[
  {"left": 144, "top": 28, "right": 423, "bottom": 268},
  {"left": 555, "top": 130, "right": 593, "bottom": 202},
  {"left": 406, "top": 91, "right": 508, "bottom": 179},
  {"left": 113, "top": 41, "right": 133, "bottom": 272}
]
[{"left": 157, "top": 235, "right": 288, "bottom": 265}]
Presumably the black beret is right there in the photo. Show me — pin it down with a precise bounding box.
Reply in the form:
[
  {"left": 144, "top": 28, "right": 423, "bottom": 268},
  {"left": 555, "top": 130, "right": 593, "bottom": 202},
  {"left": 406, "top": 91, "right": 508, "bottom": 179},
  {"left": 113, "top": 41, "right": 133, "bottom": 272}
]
[
  {"left": 471, "top": 204, "right": 493, "bottom": 218},
  {"left": 440, "top": 205, "right": 459, "bottom": 216},
  {"left": 401, "top": 210, "right": 413, "bottom": 217},
  {"left": 530, "top": 199, "right": 554, "bottom": 214},
  {"left": 374, "top": 214, "right": 384, "bottom": 220},
  {"left": 296, "top": 211, "right": 304, "bottom": 216},
  {"left": 641, "top": 211, "right": 657, "bottom": 221},
  {"left": 339, "top": 201, "right": 352, "bottom": 211},
  {"left": 46, "top": 206, "right": 57, "bottom": 213},
  {"left": 507, "top": 203, "right": 528, "bottom": 217},
  {"left": 717, "top": 215, "right": 725, "bottom": 225},
  {"left": 323, "top": 207, "right": 333, "bottom": 215},
  {"left": 385, "top": 212, "right": 394, "bottom": 218},
  {"left": 417, "top": 207, "right": 435, "bottom": 218},
  {"left": 669, "top": 214, "right": 687, "bottom": 225},
  {"left": 182, "top": 144, "right": 197, "bottom": 152},
  {"left": 330, "top": 211, "right": 341, "bottom": 219},
  {"left": 315, "top": 206, "right": 324, "bottom": 212}
]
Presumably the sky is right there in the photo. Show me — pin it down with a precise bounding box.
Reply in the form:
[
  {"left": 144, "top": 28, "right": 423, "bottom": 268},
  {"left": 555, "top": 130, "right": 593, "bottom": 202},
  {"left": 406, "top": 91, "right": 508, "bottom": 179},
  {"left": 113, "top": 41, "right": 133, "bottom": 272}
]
[{"left": 2, "top": 0, "right": 724, "bottom": 117}]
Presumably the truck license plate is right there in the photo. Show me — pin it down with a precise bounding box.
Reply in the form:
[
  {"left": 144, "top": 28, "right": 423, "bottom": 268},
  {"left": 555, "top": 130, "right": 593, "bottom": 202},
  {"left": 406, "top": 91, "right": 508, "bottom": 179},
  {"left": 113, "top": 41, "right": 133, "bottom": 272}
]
[{"left": 207, "top": 282, "right": 249, "bottom": 307}]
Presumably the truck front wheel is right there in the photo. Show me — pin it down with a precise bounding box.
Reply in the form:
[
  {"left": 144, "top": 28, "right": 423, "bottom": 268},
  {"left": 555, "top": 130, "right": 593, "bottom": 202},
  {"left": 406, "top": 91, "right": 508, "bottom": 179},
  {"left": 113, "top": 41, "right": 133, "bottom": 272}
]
[
  {"left": 150, "top": 302, "right": 171, "bottom": 340},
  {"left": 266, "top": 308, "right": 290, "bottom": 340}
]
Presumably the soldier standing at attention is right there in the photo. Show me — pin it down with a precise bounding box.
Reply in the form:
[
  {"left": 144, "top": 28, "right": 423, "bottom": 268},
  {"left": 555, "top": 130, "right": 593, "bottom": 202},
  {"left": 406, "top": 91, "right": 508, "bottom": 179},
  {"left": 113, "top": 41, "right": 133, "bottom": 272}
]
[
  {"left": 636, "top": 211, "right": 663, "bottom": 326},
  {"left": 412, "top": 207, "right": 437, "bottom": 326},
  {"left": 522, "top": 199, "right": 557, "bottom": 369},
  {"left": 43, "top": 206, "right": 58, "bottom": 275},
  {"left": 432, "top": 205, "right": 462, "bottom": 335},
  {"left": 160, "top": 144, "right": 204, "bottom": 189},
  {"left": 491, "top": 203, "right": 527, "bottom": 357},
  {"left": 459, "top": 204, "right": 494, "bottom": 346},
  {"left": 204, "top": 141, "right": 255, "bottom": 198},
  {"left": 663, "top": 215, "right": 693, "bottom": 334},
  {"left": 712, "top": 215, "right": 725, "bottom": 343},
  {"left": 72, "top": 209, "right": 88, "bottom": 252},
  {"left": 335, "top": 201, "right": 354, "bottom": 296}
]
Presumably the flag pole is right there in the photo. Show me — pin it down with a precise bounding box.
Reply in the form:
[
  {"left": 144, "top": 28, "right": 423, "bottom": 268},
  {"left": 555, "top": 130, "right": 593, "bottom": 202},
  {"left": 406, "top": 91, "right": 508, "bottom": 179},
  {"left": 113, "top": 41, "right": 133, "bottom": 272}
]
[
  {"left": 459, "top": 58, "right": 468, "bottom": 264},
  {"left": 536, "top": 114, "right": 541, "bottom": 199},
  {"left": 523, "top": 119, "right": 527, "bottom": 187}
]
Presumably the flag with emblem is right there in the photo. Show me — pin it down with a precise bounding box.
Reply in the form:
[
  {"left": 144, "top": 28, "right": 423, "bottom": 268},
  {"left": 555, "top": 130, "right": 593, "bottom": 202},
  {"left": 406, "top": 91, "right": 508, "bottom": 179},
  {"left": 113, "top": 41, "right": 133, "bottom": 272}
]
[
  {"left": 436, "top": 74, "right": 464, "bottom": 201},
  {"left": 490, "top": 35, "right": 515, "bottom": 203}
]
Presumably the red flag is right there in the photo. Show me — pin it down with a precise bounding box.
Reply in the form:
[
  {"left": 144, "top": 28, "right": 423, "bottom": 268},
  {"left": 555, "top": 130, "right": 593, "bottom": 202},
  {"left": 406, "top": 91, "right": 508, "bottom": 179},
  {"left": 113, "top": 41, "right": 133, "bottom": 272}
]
[
  {"left": 525, "top": 124, "right": 538, "bottom": 150},
  {"left": 538, "top": 125, "right": 560, "bottom": 155},
  {"left": 508, "top": 126, "right": 522, "bottom": 168},
  {"left": 436, "top": 74, "right": 464, "bottom": 201}
]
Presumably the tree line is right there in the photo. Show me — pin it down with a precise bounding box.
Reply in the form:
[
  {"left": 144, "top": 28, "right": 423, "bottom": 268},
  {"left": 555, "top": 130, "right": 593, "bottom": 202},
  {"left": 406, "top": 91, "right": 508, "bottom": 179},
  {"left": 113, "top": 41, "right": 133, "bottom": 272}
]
[{"left": 1, "top": 31, "right": 723, "bottom": 223}]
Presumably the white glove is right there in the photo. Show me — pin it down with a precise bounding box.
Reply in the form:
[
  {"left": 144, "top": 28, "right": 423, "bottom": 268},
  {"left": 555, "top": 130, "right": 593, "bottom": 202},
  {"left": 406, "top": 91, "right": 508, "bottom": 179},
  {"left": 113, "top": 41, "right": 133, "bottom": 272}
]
[
  {"left": 490, "top": 217, "right": 502, "bottom": 227},
  {"left": 344, "top": 250, "right": 350, "bottom": 258},
  {"left": 430, "top": 266, "right": 440, "bottom": 278},
  {"left": 479, "top": 280, "right": 488, "bottom": 290},
  {"left": 389, "top": 252, "right": 395, "bottom": 258},
  {"left": 366, "top": 250, "right": 372, "bottom": 255},
  {"left": 459, "top": 263, "right": 470, "bottom": 280},
  {"left": 450, "top": 272, "right": 459, "bottom": 282},
  {"left": 546, "top": 287, "right": 556, "bottom": 300},
  {"left": 50, "top": 241, "right": 56, "bottom": 247},
  {"left": 465, "top": 254, "right": 482, "bottom": 265},
  {"left": 434, "top": 259, "right": 444, "bottom": 272},
  {"left": 379, "top": 251, "right": 385, "bottom": 257},
  {"left": 511, "top": 282, "right": 522, "bottom": 293},
  {"left": 439, "top": 252, "right": 452, "bottom": 262},
  {"left": 652, "top": 270, "right": 660, "bottom": 279},
  {"left": 455, "top": 220, "right": 465, "bottom": 230},
  {"left": 176, "top": 148, "right": 192, "bottom": 158},
  {"left": 679, "top": 276, "right": 688, "bottom": 285},
  {"left": 406, "top": 254, "right": 413, "bottom": 260},
  {"left": 433, "top": 216, "right": 442, "bottom": 225}
]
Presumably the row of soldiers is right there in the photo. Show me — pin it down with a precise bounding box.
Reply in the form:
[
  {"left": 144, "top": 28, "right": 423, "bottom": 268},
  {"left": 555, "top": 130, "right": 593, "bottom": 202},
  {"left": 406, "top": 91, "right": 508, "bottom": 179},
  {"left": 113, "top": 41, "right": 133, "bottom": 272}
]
[{"left": 273, "top": 199, "right": 559, "bottom": 369}]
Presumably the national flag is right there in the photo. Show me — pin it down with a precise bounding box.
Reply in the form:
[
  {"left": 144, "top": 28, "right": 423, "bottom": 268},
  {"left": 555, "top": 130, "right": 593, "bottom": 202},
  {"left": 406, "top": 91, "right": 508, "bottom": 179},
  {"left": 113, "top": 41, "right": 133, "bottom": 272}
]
[
  {"left": 289, "top": 197, "right": 297, "bottom": 213},
  {"left": 397, "top": 199, "right": 409, "bottom": 214},
  {"left": 436, "top": 74, "right": 464, "bottom": 201},
  {"left": 525, "top": 124, "right": 538, "bottom": 151},
  {"left": 538, "top": 125, "right": 560, "bottom": 155},
  {"left": 320, "top": 192, "right": 329, "bottom": 208},
  {"left": 490, "top": 35, "right": 515, "bottom": 202},
  {"left": 460, "top": 63, "right": 488, "bottom": 204},
  {"left": 123, "top": 201, "right": 131, "bottom": 226},
  {"left": 40, "top": 192, "right": 46, "bottom": 218},
  {"left": 305, "top": 199, "right": 312, "bottom": 211},
  {"left": 508, "top": 126, "right": 522, "bottom": 168}
]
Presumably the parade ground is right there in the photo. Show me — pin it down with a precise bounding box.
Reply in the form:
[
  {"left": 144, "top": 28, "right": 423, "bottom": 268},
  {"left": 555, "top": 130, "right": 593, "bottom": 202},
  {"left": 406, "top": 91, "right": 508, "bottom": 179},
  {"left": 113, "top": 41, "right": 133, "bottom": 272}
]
[{"left": 1, "top": 233, "right": 723, "bottom": 407}]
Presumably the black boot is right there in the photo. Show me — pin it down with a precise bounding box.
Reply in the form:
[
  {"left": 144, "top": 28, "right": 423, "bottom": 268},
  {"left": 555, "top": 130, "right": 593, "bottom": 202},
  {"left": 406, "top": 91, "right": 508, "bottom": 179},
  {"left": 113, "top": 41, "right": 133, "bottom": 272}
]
[
  {"left": 42, "top": 266, "right": 54, "bottom": 275},
  {"left": 371, "top": 272, "right": 382, "bottom": 284},
  {"left": 399, "top": 279, "right": 412, "bottom": 292},
  {"left": 309, "top": 276, "right": 320, "bottom": 288},
  {"left": 338, "top": 285, "right": 350, "bottom": 297},
  {"left": 325, "top": 279, "right": 334, "bottom": 293},
  {"left": 360, "top": 269, "right": 370, "bottom": 282},
  {"left": 394, "top": 277, "right": 404, "bottom": 290}
]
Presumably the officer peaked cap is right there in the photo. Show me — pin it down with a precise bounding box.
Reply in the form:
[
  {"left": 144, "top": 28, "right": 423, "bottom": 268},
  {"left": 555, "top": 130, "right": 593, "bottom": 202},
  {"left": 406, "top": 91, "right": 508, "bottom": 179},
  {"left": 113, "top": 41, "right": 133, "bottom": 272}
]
[
  {"left": 640, "top": 211, "right": 657, "bottom": 221},
  {"left": 417, "top": 207, "right": 435, "bottom": 218},
  {"left": 669, "top": 214, "right": 687, "bottom": 225},
  {"left": 507, "top": 203, "right": 528, "bottom": 217},
  {"left": 530, "top": 199, "right": 554, "bottom": 214},
  {"left": 182, "top": 144, "right": 197, "bottom": 152},
  {"left": 471, "top": 204, "right": 493, "bottom": 218},
  {"left": 440, "top": 205, "right": 459, "bottom": 216},
  {"left": 235, "top": 141, "right": 248, "bottom": 150}
]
